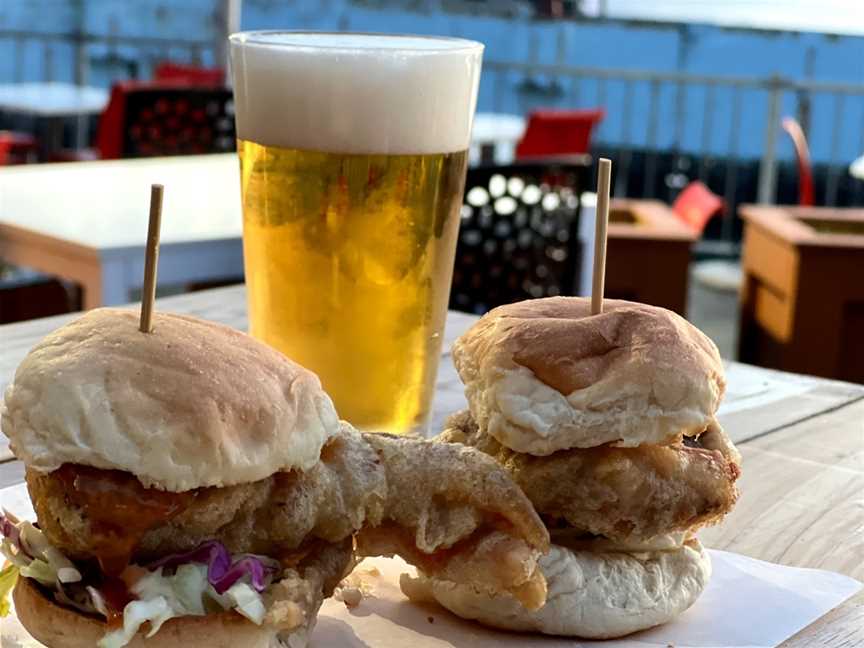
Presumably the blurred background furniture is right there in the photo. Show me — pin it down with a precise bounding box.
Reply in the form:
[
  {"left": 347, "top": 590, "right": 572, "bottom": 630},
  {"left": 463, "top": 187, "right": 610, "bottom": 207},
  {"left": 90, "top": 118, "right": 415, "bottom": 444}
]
[
  {"left": 0, "top": 131, "right": 38, "bottom": 165},
  {"left": 0, "top": 154, "right": 243, "bottom": 310},
  {"left": 450, "top": 160, "right": 591, "bottom": 314},
  {"left": 94, "top": 83, "right": 235, "bottom": 159},
  {"left": 0, "top": 82, "right": 109, "bottom": 157},
  {"left": 849, "top": 153, "right": 864, "bottom": 181},
  {"left": 675, "top": 181, "right": 741, "bottom": 357},
  {"left": 515, "top": 108, "right": 605, "bottom": 160},
  {"left": 153, "top": 62, "right": 226, "bottom": 86},
  {"left": 0, "top": 268, "right": 79, "bottom": 323},
  {"left": 605, "top": 198, "right": 697, "bottom": 315},
  {"left": 672, "top": 181, "right": 725, "bottom": 234},
  {"left": 738, "top": 205, "right": 864, "bottom": 384},
  {"left": 3, "top": 2, "right": 864, "bottom": 264},
  {"left": 470, "top": 113, "right": 526, "bottom": 165}
]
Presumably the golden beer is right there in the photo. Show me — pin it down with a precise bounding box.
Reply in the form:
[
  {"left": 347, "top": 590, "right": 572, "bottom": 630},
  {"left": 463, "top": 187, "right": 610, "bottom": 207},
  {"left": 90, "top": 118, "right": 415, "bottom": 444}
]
[
  {"left": 239, "top": 141, "right": 467, "bottom": 431},
  {"left": 230, "top": 32, "right": 483, "bottom": 433}
]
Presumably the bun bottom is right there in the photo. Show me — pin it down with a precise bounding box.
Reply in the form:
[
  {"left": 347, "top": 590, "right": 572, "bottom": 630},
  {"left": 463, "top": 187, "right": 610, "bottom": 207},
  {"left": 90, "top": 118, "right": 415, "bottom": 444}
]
[
  {"left": 402, "top": 539, "right": 711, "bottom": 639},
  {"left": 13, "top": 578, "right": 308, "bottom": 648}
]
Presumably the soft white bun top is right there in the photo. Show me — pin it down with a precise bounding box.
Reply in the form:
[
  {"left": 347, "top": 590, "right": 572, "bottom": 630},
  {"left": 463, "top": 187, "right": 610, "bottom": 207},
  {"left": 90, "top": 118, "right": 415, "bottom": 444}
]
[
  {"left": 230, "top": 31, "right": 483, "bottom": 154},
  {"left": 453, "top": 297, "right": 725, "bottom": 455},
  {"left": 404, "top": 540, "right": 711, "bottom": 639},
  {"left": 1, "top": 309, "right": 339, "bottom": 492}
]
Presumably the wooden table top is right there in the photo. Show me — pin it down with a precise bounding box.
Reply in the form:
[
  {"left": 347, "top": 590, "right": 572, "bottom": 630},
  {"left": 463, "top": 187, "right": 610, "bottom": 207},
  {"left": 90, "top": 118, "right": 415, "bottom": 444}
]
[
  {"left": 608, "top": 198, "right": 697, "bottom": 241},
  {"left": 739, "top": 204, "right": 864, "bottom": 250},
  {"left": 0, "top": 285, "right": 861, "bottom": 646}
]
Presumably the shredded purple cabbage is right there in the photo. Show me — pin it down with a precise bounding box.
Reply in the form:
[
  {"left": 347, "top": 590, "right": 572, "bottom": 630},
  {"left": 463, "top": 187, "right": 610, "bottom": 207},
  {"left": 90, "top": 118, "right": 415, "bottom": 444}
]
[
  {"left": 0, "top": 512, "right": 28, "bottom": 559},
  {"left": 149, "top": 540, "right": 231, "bottom": 585},
  {"left": 149, "top": 540, "right": 280, "bottom": 594},
  {"left": 0, "top": 515, "right": 19, "bottom": 544},
  {"left": 210, "top": 556, "right": 269, "bottom": 595}
]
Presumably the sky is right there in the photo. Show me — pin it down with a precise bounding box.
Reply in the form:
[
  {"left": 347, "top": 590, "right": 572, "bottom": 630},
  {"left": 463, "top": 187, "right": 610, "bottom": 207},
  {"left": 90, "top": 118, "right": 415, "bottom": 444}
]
[{"left": 581, "top": 0, "right": 864, "bottom": 36}]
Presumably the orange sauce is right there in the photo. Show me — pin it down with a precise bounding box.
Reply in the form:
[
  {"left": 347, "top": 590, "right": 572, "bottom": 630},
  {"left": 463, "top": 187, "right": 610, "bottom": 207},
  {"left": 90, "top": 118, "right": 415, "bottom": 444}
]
[
  {"left": 99, "top": 576, "right": 133, "bottom": 628},
  {"left": 55, "top": 465, "right": 194, "bottom": 575}
]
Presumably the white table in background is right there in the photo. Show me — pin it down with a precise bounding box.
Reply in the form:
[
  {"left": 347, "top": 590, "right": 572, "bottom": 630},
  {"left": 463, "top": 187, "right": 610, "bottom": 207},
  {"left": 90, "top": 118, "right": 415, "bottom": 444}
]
[
  {"left": 470, "top": 112, "right": 526, "bottom": 165},
  {"left": 0, "top": 116, "right": 540, "bottom": 311},
  {"left": 0, "top": 82, "right": 110, "bottom": 151},
  {"left": 0, "top": 82, "right": 108, "bottom": 116},
  {"left": 849, "top": 154, "right": 864, "bottom": 180},
  {"left": 0, "top": 153, "right": 243, "bottom": 309}
]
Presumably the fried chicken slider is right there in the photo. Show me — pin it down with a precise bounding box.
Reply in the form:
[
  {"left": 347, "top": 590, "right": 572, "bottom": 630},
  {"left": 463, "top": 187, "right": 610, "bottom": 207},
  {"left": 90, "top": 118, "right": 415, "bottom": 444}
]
[
  {"left": 0, "top": 308, "right": 550, "bottom": 647},
  {"left": 403, "top": 297, "right": 741, "bottom": 638}
]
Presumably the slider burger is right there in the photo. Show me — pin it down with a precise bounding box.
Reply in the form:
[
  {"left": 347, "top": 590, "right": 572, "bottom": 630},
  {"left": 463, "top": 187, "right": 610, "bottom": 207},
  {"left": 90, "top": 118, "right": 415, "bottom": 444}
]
[
  {"left": 402, "top": 297, "right": 742, "bottom": 638},
  {"left": 0, "top": 308, "right": 549, "bottom": 647}
]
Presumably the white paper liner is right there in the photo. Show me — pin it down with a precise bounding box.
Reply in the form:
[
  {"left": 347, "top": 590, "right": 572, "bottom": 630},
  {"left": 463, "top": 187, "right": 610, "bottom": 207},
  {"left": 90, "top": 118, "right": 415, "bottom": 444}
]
[{"left": 0, "top": 484, "right": 859, "bottom": 648}]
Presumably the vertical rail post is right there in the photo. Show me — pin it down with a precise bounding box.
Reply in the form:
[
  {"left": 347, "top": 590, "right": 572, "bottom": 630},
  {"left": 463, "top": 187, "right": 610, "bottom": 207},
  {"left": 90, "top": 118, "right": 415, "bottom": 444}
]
[
  {"left": 569, "top": 71, "right": 580, "bottom": 107},
  {"left": 43, "top": 42, "right": 53, "bottom": 82},
  {"left": 216, "top": 0, "right": 242, "bottom": 72},
  {"left": 72, "top": 0, "right": 87, "bottom": 86},
  {"left": 595, "top": 76, "right": 608, "bottom": 140},
  {"left": 723, "top": 86, "right": 743, "bottom": 246},
  {"left": 493, "top": 67, "right": 504, "bottom": 113},
  {"left": 757, "top": 76, "right": 783, "bottom": 204},
  {"left": 643, "top": 78, "right": 661, "bottom": 198},
  {"left": 617, "top": 79, "right": 635, "bottom": 197},
  {"left": 14, "top": 36, "right": 24, "bottom": 82},
  {"left": 698, "top": 83, "right": 715, "bottom": 181},
  {"left": 825, "top": 92, "right": 845, "bottom": 207}
]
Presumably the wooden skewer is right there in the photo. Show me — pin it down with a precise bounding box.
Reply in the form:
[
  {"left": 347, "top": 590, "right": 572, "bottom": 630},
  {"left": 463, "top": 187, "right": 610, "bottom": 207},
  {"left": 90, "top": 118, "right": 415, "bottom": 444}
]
[
  {"left": 139, "top": 184, "right": 164, "bottom": 333},
  {"left": 591, "top": 158, "right": 612, "bottom": 315}
]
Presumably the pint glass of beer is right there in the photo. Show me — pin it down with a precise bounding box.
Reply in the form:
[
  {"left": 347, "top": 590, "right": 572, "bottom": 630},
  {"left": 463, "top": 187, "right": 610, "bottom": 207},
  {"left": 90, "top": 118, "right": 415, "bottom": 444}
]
[{"left": 229, "top": 32, "right": 483, "bottom": 434}]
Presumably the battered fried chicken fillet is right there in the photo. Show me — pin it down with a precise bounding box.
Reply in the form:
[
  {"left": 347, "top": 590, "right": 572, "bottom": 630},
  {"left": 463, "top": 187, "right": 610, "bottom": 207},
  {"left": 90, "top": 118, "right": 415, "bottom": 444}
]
[
  {"left": 25, "top": 423, "right": 389, "bottom": 564},
  {"left": 26, "top": 425, "right": 548, "bottom": 610},
  {"left": 440, "top": 410, "right": 740, "bottom": 542},
  {"left": 406, "top": 297, "right": 742, "bottom": 639},
  {"left": 0, "top": 308, "right": 548, "bottom": 648},
  {"left": 356, "top": 432, "right": 549, "bottom": 609}
]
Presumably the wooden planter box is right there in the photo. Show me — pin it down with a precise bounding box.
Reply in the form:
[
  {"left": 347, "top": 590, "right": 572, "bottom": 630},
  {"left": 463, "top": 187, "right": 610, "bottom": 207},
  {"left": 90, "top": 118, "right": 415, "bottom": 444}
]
[
  {"left": 606, "top": 199, "right": 696, "bottom": 315},
  {"left": 738, "top": 205, "right": 864, "bottom": 384}
]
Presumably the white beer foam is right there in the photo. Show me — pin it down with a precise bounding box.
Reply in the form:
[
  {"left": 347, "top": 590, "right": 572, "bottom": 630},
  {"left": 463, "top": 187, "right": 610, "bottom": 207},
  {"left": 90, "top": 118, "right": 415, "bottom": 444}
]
[{"left": 230, "top": 32, "right": 483, "bottom": 155}]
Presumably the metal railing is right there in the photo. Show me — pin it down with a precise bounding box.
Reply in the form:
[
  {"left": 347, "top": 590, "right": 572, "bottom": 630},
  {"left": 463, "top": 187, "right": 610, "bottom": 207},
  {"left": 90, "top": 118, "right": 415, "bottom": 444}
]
[
  {"left": 484, "top": 60, "right": 864, "bottom": 245},
  {"left": 0, "top": 29, "right": 216, "bottom": 87}
]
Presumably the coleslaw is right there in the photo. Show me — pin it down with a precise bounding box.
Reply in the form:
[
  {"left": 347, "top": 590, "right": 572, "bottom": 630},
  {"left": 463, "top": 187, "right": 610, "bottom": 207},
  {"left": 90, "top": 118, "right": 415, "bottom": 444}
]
[{"left": 0, "top": 511, "right": 281, "bottom": 648}]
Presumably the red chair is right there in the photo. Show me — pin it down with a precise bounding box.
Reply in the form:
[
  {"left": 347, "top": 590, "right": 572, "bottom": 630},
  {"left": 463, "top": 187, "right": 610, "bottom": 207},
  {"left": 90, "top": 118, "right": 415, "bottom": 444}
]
[
  {"left": 0, "top": 131, "right": 38, "bottom": 165},
  {"left": 95, "top": 81, "right": 235, "bottom": 160},
  {"left": 154, "top": 62, "right": 225, "bottom": 87},
  {"left": 781, "top": 117, "right": 814, "bottom": 206},
  {"left": 94, "top": 81, "right": 141, "bottom": 159},
  {"left": 672, "top": 181, "right": 725, "bottom": 235},
  {"left": 515, "top": 108, "right": 605, "bottom": 160},
  {"left": 51, "top": 81, "right": 158, "bottom": 161}
]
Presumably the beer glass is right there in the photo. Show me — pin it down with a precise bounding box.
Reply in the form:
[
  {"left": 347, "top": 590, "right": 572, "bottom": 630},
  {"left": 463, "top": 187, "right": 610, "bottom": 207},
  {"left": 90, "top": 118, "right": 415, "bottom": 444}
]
[{"left": 229, "top": 32, "right": 483, "bottom": 434}]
